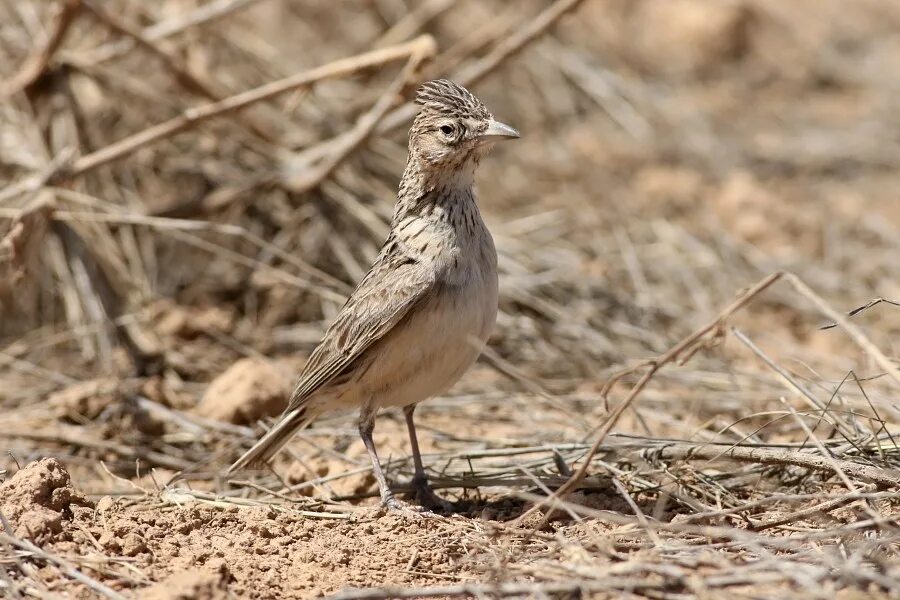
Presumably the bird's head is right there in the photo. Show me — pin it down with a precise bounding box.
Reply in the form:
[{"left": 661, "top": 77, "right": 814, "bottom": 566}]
[{"left": 408, "top": 80, "right": 519, "bottom": 177}]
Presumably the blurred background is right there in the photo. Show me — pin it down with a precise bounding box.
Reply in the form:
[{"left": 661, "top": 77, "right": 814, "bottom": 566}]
[{"left": 1, "top": 0, "right": 899, "bottom": 504}]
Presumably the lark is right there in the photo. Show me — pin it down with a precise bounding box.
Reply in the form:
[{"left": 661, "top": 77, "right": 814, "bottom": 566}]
[{"left": 227, "top": 79, "right": 518, "bottom": 510}]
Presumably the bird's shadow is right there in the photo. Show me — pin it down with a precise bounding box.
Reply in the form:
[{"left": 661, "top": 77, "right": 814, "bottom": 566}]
[{"left": 416, "top": 483, "right": 657, "bottom": 524}]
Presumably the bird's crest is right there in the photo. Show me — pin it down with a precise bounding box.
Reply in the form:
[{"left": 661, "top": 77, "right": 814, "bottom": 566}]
[{"left": 415, "top": 79, "right": 491, "bottom": 121}]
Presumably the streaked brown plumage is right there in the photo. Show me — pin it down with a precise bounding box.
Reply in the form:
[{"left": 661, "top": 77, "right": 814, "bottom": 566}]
[{"left": 227, "top": 79, "right": 519, "bottom": 511}]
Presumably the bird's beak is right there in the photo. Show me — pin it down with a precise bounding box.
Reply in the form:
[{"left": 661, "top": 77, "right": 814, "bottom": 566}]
[{"left": 477, "top": 119, "right": 520, "bottom": 145}]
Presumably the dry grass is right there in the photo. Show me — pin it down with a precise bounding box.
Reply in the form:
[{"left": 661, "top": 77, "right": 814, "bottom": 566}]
[{"left": 1, "top": 0, "right": 900, "bottom": 598}]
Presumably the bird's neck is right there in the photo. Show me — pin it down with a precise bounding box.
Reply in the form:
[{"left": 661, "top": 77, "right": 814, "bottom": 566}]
[{"left": 391, "top": 157, "right": 480, "bottom": 231}]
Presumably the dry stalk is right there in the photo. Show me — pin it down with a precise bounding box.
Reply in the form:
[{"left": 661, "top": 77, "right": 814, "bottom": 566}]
[
  {"left": 517, "top": 271, "right": 785, "bottom": 524},
  {"left": 0, "top": 35, "right": 436, "bottom": 205},
  {"left": 0, "top": 525, "right": 125, "bottom": 600},
  {"left": 75, "top": 0, "right": 271, "bottom": 66},
  {"left": 4, "top": 428, "right": 191, "bottom": 471},
  {"left": 784, "top": 273, "right": 900, "bottom": 388},
  {"left": 2, "top": 0, "right": 82, "bottom": 98},
  {"left": 639, "top": 443, "right": 900, "bottom": 487},
  {"left": 79, "top": 0, "right": 280, "bottom": 145},
  {"left": 821, "top": 297, "right": 900, "bottom": 330},
  {"left": 731, "top": 327, "right": 861, "bottom": 439},
  {"left": 377, "top": 0, "right": 590, "bottom": 133},
  {"left": 282, "top": 37, "right": 436, "bottom": 192}
]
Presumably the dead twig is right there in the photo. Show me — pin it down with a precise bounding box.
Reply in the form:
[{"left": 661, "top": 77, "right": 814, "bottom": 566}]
[
  {"left": 731, "top": 327, "right": 860, "bottom": 439},
  {"left": 79, "top": 0, "right": 280, "bottom": 144},
  {"left": 683, "top": 490, "right": 899, "bottom": 524},
  {"left": 517, "top": 271, "right": 785, "bottom": 524},
  {"left": 0, "top": 428, "right": 191, "bottom": 471},
  {"left": 786, "top": 273, "right": 900, "bottom": 388},
  {"left": 282, "top": 36, "right": 436, "bottom": 193},
  {"left": 820, "top": 297, "right": 900, "bottom": 330},
  {"left": 76, "top": 0, "right": 272, "bottom": 66},
  {"left": 752, "top": 492, "right": 872, "bottom": 531},
  {"left": 0, "top": 35, "right": 436, "bottom": 204},
  {"left": 0, "top": 530, "right": 126, "bottom": 600},
  {"left": 2, "top": 0, "right": 82, "bottom": 98},
  {"left": 372, "top": 0, "right": 457, "bottom": 49},
  {"left": 377, "top": 0, "right": 590, "bottom": 134},
  {"left": 640, "top": 442, "right": 900, "bottom": 488}
]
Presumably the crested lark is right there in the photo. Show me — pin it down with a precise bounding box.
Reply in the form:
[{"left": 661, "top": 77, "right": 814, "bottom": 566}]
[{"left": 228, "top": 79, "right": 519, "bottom": 510}]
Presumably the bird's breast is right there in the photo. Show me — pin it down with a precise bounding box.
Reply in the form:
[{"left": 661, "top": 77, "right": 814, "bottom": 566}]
[{"left": 362, "top": 225, "right": 498, "bottom": 409}]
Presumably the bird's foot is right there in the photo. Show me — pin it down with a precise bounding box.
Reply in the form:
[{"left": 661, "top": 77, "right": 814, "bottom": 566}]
[
  {"left": 409, "top": 476, "right": 454, "bottom": 513},
  {"left": 379, "top": 493, "right": 438, "bottom": 518}
]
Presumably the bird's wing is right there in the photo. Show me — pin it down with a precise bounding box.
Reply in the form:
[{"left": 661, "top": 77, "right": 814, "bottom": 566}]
[{"left": 286, "top": 247, "right": 435, "bottom": 408}]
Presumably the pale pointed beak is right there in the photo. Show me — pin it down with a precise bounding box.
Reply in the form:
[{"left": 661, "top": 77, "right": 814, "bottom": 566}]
[{"left": 477, "top": 119, "right": 520, "bottom": 144}]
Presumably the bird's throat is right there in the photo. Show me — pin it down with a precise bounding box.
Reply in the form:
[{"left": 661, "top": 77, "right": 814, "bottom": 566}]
[{"left": 393, "top": 156, "right": 480, "bottom": 226}]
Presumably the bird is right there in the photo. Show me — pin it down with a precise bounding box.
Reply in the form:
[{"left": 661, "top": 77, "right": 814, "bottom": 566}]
[{"left": 227, "top": 79, "right": 519, "bottom": 511}]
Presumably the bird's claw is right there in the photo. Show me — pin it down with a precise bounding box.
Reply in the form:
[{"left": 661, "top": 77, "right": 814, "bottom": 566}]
[
  {"left": 379, "top": 494, "right": 437, "bottom": 518},
  {"left": 410, "top": 477, "right": 454, "bottom": 513}
]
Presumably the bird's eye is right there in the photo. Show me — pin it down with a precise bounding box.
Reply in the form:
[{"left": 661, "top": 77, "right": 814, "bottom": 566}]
[{"left": 439, "top": 124, "right": 455, "bottom": 136}]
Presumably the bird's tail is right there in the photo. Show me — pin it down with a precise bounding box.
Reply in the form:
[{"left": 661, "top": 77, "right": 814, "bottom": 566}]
[{"left": 226, "top": 407, "right": 312, "bottom": 475}]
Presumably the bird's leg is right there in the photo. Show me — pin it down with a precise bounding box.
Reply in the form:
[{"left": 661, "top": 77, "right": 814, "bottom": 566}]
[
  {"left": 403, "top": 405, "right": 453, "bottom": 511},
  {"left": 358, "top": 406, "right": 401, "bottom": 510}
]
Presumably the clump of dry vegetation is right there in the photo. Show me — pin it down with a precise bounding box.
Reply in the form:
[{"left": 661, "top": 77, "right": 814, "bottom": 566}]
[{"left": 1, "top": 0, "right": 899, "bottom": 598}]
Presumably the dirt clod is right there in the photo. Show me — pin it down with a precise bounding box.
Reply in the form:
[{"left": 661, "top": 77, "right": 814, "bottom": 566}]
[
  {"left": 0, "top": 458, "right": 92, "bottom": 543},
  {"left": 195, "top": 358, "right": 293, "bottom": 424}
]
